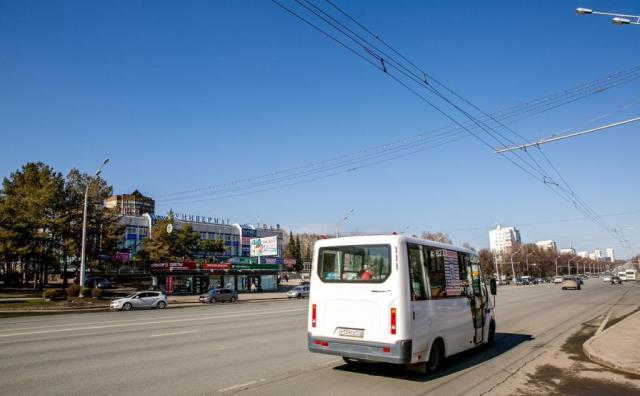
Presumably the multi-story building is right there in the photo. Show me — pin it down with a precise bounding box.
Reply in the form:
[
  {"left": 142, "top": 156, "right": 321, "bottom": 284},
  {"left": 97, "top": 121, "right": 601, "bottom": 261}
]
[
  {"left": 489, "top": 224, "right": 521, "bottom": 254},
  {"left": 535, "top": 240, "right": 557, "bottom": 251},
  {"left": 106, "top": 192, "right": 289, "bottom": 294},
  {"left": 560, "top": 247, "right": 576, "bottom": 255},
  {"left": 594, "top": 249, "right": 602, "bottom": 260},
  {"left": 577, "top": 251, "right": 589, "bottom": 258},
  {"left": 606, "top": 248, "right": 615, "bottom": 262},
  {"left": 105, "top": 190, "right": 155, "bottom": 216}
]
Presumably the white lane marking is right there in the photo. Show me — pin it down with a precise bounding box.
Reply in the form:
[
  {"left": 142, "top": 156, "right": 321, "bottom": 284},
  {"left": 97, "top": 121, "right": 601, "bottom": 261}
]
[
  {"left": 0, "top": 306, "right": 301, "bottom": 333},
  {"left": 218, "top": 379, "right": 265, "bottom": 393},
  {"left": 149, "top": 330, "right": 199, "bottom": 338},
  {"left": 0, "top": 308, "right": 306, "bottom": 338}
]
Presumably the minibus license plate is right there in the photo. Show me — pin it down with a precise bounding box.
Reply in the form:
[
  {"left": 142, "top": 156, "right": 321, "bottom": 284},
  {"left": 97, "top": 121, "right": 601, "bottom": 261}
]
[{"left": 338, "top": 328, "right": 364, "bottom": 338}]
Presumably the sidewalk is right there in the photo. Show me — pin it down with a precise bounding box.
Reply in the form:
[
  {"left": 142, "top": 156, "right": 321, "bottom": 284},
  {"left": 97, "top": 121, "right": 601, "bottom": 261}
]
[{"left": 583, "top": 309, "right": 640, "bottom": 375}]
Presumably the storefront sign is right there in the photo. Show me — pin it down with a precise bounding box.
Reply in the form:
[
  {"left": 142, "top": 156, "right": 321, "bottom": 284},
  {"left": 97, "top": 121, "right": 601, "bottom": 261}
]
[
  {"left": 231, "top": 263, "right": 280, "bottom": 270},
  {"left": 201, "top": 263, "right": 232, "bottom": 270},
  {"left": 166, "top": 276, "right": 173, "bottom": 293},
  {"left": 250, "top": 236, "right": 278, "bottom": 257},
  {"left": 114, "top": 252, "right": 130, "bottom": 262},
  {"left": 154, "top": 213, "right": 231, "bottom": 225},
  {"left": 151, "top": 262, "right": 197, "bottom": 271}
]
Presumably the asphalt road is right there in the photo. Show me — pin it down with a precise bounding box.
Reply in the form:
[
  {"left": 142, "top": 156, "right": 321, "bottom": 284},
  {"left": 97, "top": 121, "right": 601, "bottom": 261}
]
[{"left": 0, "top": 280, "right": 638, "bottom": 396}]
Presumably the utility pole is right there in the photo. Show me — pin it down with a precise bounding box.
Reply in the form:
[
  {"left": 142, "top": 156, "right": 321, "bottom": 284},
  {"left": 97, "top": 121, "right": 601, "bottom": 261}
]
[
  {"left": 555, "top": 256, "right": 559, "bottom": 277},
  {"left": 79, "top": 158, "right": 110, "bottom": 295},
  {"left": 568, "top": 257, "right": 577, "bottom": 275},
  {"left": 510, "top": 248, "right": 521, "bottom": 283},
  {"left": 526, "top": 252, "right": 534, "bottom": 277}
]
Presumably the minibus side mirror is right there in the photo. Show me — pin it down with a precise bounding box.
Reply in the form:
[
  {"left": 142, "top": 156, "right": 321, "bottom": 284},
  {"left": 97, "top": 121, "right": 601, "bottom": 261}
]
[{"left": 490, "top": 278, "right": 497, "bottom": 296}]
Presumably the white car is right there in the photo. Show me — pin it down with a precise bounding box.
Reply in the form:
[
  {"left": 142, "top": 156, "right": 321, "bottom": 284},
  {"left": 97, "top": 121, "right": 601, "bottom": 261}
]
[
  {"left": 287, "top": 285, "right": 310, "bottom": 299},
  {"left": 553, "top": 276, "right": 563, "bottom": 284},
  {"left": 602, "top": 275, "right": 611, "bottom": 282},
  {"left": 110, "top": 291, "right": 167, "bottom": 311}
]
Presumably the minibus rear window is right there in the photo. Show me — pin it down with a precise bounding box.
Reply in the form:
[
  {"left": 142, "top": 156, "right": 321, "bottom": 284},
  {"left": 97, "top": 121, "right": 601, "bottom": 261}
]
[{"left": 317, "top": 245, "right": 391, "bottom": 283}]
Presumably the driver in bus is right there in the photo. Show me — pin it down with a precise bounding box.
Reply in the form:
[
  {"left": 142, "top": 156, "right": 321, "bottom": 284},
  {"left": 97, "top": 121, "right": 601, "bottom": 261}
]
[{"left": 359, "top": 265, "right": 374, "bottom": 280}]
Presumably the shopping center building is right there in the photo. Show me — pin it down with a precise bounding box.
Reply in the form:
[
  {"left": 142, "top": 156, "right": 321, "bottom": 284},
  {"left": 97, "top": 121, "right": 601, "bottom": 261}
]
[{"left": 107, "top": 191, "right": 290, "bottom": 293}]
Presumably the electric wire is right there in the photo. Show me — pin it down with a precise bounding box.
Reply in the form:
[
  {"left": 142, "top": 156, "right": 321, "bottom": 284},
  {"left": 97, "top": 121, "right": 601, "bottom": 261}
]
[{"left": 271, "top": 0, "right": 629, "bottom": 247}]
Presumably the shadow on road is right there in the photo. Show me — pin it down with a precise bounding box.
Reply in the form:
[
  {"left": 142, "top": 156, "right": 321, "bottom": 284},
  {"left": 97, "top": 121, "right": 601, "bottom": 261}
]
[{"left": 333, "top": 332, "right": 533, "bottom": 382}]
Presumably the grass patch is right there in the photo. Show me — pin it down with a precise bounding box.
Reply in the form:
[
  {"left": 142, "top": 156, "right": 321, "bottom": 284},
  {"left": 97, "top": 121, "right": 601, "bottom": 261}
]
[{"left": 0, "top": 299, "right": 54, "bottom": 308}]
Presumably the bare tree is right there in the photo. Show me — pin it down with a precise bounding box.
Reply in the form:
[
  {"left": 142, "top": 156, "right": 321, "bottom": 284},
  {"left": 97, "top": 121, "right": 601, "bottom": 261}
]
[{"left": 420, "top": 231, "right": 452, "bottom": 244}]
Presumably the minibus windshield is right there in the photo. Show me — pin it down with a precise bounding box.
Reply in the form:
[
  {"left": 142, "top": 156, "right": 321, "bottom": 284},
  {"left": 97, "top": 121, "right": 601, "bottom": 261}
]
[{"left": 317, "top": 244, "right": 391, "bottom": 283}]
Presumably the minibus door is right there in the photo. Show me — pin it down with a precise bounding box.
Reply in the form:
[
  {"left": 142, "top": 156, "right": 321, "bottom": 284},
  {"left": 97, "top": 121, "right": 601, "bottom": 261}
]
[
  {"left": 469, "top": 262, "right": 486, "bottom": 345},
  {"left": 408, "top": 244, "right": 430, "bottom": 361}
]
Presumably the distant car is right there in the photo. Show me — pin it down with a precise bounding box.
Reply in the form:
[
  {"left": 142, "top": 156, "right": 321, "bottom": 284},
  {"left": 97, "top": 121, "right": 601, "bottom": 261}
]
[
  {"left": 287, "top": 285, "right": 310, "bottom": 299},
  {"left": 199, "top": 288, "right": 238, "bottom": 304},
  {"left": 602, "top": 275, "right": 611, "bottom": 282},
  {"left": 110, "top": 291, "right": 167, "bottom": 311},
  {"left": 561, "top": 275, "right": 581, "bottom": 290},
  {"left": 553, "top": 276, "right": 563, "bottom": 284},
  {"left": 85, "top": 276, "right": 112, "bottom": 289}
]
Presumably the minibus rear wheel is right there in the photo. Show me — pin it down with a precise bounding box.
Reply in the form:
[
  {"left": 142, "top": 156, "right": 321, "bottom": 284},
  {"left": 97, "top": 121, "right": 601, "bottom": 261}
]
[{"left": 427, "top": 339, "right": 444, "bottom": 373}]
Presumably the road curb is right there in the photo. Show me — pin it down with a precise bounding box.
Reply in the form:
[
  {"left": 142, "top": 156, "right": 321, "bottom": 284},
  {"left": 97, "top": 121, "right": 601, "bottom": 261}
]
[{"left": 582, "top": 310, "right": 640, "bottom": 376}]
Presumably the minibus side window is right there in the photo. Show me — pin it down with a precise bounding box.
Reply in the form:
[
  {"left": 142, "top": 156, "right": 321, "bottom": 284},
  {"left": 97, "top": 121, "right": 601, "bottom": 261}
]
[
  {"left": 407, "top": 243, "right": 427, "bottom": 301},
  {"left": 424, "top": 248, "right": 446, "bottom": 299}
]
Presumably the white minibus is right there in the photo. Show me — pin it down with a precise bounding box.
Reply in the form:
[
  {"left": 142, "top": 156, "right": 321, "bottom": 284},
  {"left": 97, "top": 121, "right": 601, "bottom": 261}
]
[
  {"left": 625, "top": 269, "right": 636, "bottom": 281},
  {"left": 307, "top": 235, "right": 496, "bottom": 372}
]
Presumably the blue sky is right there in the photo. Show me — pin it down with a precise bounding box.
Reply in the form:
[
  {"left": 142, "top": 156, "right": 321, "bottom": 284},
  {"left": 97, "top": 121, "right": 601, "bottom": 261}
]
[{"left": 1, "top": 1, "right": 639, "bottom": 258}]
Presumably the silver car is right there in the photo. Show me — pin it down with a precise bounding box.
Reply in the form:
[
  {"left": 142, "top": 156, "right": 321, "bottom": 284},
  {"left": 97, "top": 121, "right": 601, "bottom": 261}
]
[
  {"left": 287, "top": 285, "right": 310, "bottom": 299},
  {"left": 110, "top": 291, "right": 168, "bottom": 311}
]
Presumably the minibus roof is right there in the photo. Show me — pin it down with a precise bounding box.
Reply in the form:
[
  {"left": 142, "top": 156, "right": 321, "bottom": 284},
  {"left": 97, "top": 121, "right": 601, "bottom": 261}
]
[{"left": 314, "top": 234, "right": 477, "bottom": 256}]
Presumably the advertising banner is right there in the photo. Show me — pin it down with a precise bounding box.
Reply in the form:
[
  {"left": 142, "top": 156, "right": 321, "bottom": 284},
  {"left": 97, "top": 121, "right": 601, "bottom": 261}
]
[
  {"left": 114, "top": 252, "right": 130, "bottom": 262},
  {"left": 250, "top": 236, "right": 278, "bottom": 257},
  {"left": 443, "top": 250, "right": 462, "bottom": 297}
]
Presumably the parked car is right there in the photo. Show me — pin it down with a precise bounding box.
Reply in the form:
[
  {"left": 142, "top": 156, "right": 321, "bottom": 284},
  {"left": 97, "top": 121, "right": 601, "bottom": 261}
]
[
  {"left": 602, "top": 275, "right": 611, "bottom": 282},
  {"left": 553, "top": 276, "right": 563, "bottom": 284},
  {"left": 561, "top": 275, "right": 581, "bottom": 290},
  {"left": 199, "top": 288, "right": 238, "bottom": 304},
  {"left": 85, "top": 276, "right": 112, "bottom": 289},
  {"left": 110, "top": 291, "right": 167, "bottom": 311},
  {"left": 287, "top": 285, "right": 310, "bottom": 299}
]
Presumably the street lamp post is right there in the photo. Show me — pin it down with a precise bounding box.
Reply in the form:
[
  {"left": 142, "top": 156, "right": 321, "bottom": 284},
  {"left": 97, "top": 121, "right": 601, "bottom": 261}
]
[
  {"left": 568, "top": 257, "right": 577, "bottom": 275},
  {"left": 526, "top": 252, "right": 534, "bottom": 277},
  {"left": 576, "top": 7, "right": 640, "bottom": 25},
  {"left": 335, "top": 208, "right": 354, "bottom": 238},
  {"left": 510, "top": 248, "right": 521, "bottom": 283},
  {"left": 79, "top": 158, "right": 110, "bottom": 293}
]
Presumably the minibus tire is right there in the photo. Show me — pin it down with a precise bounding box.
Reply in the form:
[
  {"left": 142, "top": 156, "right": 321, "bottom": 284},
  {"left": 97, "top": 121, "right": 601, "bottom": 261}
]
[
  {"left": 488, "top": 321, "right": 495, "bottom": 347},
  {"left": 427, "top": 340, "right": 444, "bottom": 373}
]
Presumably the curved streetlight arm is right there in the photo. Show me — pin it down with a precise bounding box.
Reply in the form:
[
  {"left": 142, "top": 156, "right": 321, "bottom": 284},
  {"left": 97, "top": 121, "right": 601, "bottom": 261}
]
[
  {"left": 576, "top": 7, "right": 640, "bottom": 24},
  {"left": 335, "top": 208, "right": 354, "bottom": 237}
]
